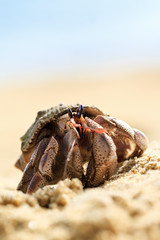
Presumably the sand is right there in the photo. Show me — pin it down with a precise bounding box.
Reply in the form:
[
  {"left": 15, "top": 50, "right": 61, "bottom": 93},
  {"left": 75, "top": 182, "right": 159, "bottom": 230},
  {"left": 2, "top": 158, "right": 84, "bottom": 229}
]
[{"left": 0, "top": 69, "right": 160, "bottom": 240}]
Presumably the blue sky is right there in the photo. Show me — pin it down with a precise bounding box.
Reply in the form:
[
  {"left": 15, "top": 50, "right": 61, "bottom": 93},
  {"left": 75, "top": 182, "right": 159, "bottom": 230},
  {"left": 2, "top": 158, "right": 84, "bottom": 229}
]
[{"left": 0, "top": 0, "right": 160, "bottom": 84}]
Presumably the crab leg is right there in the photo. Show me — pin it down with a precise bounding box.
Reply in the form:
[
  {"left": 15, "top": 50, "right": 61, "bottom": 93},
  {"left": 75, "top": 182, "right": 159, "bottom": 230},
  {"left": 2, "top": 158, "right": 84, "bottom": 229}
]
[
  {"left": 17, "top": 156, "right": 52, "bottom": 194},
  {"left": 15, "top": 154, "right": 27, "bottom": 171},
  {"left": 17, "top": 136, "right": 59, "bottom": 194},
  {"left": 84, "top": 117, "right": 118, "bottom": 187},
  {"left": 62, "top": 128, "right": 84, "bottom": 182},
  {"left": 17, "top": 160, "right": 35, "bottom": 193},
  {"left": 131, "top": 128, "right": 149, "bottom": 157},
  {"left": 17, "top": 137, "right": 50, "bottom": 193},
  {"left": 27, "top": 172, "right": 48, "bottom": 194},
  {"left": 27, "top": 136, "right": 59, "bottom": 194}
]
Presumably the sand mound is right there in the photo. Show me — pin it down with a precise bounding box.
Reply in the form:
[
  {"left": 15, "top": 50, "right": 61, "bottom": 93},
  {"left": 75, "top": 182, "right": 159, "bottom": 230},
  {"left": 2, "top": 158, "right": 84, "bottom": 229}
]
[{"left": 0, "top": 142, "right": 160, "bottom": 240}]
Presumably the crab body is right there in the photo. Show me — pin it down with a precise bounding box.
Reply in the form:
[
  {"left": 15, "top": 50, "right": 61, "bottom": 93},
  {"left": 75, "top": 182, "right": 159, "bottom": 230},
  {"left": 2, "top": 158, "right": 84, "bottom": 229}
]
[{"left": 15, "top": 104, "right": 148, "bottom": 194}]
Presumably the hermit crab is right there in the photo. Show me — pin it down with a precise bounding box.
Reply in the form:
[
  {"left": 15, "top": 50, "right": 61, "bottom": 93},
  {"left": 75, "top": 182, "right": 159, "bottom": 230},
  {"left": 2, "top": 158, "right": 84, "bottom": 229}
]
[{"left": 15, "top": 104, "right": 148, "bottom": 194}]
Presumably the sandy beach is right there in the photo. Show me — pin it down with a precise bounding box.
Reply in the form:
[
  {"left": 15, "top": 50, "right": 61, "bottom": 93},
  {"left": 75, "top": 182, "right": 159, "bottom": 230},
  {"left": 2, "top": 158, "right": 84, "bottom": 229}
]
[{"left": 0, "top": 68, "right": 160, "bottom": 240}]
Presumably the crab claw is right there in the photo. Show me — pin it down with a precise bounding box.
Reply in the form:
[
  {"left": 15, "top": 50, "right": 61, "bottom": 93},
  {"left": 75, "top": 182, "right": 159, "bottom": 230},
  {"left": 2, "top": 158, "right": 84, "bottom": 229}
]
[
  {"left": 84, "top": 117, "right": 118, "bottom": 187},
  {"left": 62, "top": 128, "right": 84, "bottom": 182},
  {"left": 94, "top": 115, "right": 149, "bottom": 161}
]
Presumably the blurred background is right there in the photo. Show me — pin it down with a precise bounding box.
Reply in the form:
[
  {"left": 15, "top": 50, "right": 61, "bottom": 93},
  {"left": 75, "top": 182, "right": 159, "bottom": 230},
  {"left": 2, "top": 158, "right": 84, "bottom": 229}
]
[{"left": 0, "top": 1, "right": 160, "bottom": 189}]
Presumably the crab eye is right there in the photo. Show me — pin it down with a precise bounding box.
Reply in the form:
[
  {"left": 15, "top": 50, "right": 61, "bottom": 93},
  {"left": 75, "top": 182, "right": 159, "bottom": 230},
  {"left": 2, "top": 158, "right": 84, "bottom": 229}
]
[
  {"left": 77, "top": 105, "right": 83, "bottom": 118},
  {"left": 68, "top": 108, "right": 73, "bottom": 118}
]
